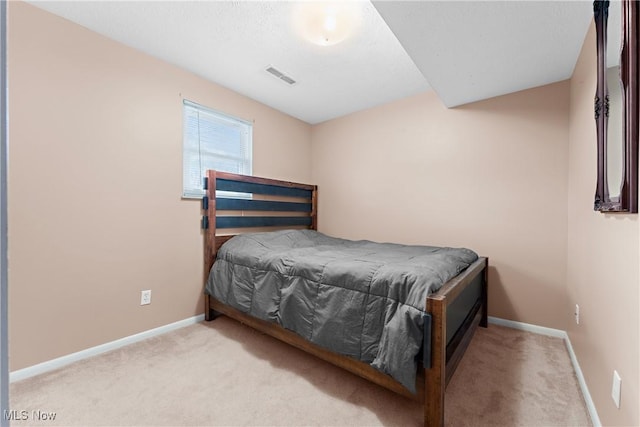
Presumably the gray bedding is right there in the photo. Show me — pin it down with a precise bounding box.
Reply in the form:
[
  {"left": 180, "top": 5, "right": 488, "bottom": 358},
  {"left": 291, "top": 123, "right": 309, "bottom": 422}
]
[{"left": 205, "top": 229, "right": 478, "bottom": 392}]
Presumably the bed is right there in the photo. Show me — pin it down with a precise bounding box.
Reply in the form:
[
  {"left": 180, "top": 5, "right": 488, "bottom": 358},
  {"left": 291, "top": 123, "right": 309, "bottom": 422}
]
[{"left": 201, "top": 170, "right": 488, "bottom": 427}]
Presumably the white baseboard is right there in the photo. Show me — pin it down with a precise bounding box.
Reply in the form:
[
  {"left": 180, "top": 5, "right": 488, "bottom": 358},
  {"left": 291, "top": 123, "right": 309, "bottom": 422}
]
[
  {"left": 489, "top": 316, "right": 601, "bottom": 427},
  {"left": 10, "top": 314, "right": 205, "bottom": 383},
  {"left": 488, "top": 316, "right": 566, "bottom": 338},
  {"left": 563, "top": 332, "right": 601, "bottom": 427}
]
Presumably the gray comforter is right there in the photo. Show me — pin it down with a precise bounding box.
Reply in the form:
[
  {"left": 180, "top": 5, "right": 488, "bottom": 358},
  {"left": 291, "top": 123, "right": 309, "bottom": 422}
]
[{"left": 205, "top": 229, "right": 478, "bottom": 392}]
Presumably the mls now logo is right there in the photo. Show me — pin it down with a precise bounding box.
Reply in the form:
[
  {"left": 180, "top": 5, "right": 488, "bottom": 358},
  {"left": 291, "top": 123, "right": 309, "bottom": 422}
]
[{"left": 3, "top": 409, "right": 57, "bottom": 421}]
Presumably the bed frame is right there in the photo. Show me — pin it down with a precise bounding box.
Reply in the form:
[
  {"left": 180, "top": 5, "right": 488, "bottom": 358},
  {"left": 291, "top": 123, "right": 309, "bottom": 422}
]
[{"left": 201, "top": 170, "right": 488, "bottom": 427}]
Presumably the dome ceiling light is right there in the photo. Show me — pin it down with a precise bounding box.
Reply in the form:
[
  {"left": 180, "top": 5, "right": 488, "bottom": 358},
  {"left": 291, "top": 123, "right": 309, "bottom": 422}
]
[{"left": 293, "top": 1, "right": 362, "bottom": 47}]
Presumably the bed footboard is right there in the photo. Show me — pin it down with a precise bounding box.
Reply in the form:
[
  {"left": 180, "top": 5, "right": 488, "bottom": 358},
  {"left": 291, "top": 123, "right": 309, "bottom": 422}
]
[{"left": 424, "top": 257, "right": 488, "bottom": 427}]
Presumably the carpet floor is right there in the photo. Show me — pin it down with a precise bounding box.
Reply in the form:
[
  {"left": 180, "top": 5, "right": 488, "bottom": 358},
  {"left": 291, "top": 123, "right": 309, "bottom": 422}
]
[{"left": 10, "top": 318, "right": 590, "bottom": 426}]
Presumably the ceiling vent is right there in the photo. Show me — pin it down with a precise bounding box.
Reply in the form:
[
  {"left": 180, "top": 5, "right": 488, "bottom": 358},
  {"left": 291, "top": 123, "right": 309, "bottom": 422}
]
[{"left": 265, "top": 66, "right": 297, "bottom": 86}]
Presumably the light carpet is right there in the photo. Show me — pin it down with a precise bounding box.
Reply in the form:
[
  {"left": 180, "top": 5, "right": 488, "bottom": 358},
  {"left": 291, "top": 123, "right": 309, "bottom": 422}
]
[{"left": 10, "top": 318, "right": 590, "bottom": 426}]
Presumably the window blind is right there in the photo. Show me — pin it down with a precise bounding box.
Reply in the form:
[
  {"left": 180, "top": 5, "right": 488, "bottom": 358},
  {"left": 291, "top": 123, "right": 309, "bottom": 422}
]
[{"left": 182, "top": 100, "right": 252, "bottom": 198}]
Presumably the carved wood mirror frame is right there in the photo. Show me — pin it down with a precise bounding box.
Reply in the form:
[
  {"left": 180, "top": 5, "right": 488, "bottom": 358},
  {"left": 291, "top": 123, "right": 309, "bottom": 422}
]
[{"left": 594, "top": 0, "right": 639, "bottom": 213}]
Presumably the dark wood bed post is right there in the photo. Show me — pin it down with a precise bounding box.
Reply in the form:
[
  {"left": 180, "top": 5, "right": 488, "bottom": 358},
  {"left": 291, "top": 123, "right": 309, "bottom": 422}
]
[
  {"left": 481, "top": 259, "right": 489, "bottom": 328},
  {"left": 424, "top": 296, "right": 446, "bottom": 427},
  {"left": 204, "top": 170, "right": 217, "bottom": 321},
  {"left": 311, "top": 185, "right": 318, "bottom": 231}
]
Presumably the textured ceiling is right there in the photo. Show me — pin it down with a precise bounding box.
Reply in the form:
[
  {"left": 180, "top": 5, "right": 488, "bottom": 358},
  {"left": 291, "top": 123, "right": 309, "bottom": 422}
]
[{"left": 27, "top": 1, "right": 594, "bottom": 124}]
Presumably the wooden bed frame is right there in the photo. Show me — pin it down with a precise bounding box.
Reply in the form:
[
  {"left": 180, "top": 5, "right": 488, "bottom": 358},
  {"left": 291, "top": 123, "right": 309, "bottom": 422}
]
[{"left": 201, "top": 170, "right": 488, "bottom": 427}]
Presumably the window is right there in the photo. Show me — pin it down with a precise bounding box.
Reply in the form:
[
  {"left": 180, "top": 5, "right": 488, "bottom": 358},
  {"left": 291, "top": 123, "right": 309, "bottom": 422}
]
[{"left": 182, "top": 100, "right": 252, "bottom": 198}]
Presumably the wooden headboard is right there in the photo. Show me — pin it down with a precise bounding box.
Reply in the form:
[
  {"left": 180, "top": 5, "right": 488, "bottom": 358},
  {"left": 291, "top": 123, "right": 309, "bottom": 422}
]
[{"left": 202, "top": 170, "right": 318, "bottom": 274}]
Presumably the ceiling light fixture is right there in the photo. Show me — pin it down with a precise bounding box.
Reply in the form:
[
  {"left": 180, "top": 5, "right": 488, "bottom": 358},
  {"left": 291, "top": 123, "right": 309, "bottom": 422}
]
[{"left": 293, "top": 1, "right": 361, "bottom": 47}]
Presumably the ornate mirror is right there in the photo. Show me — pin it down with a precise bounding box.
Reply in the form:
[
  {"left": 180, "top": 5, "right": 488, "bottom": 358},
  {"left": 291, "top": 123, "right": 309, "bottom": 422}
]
[{"left": 594, "top": 0, "right": 638, "bottom": 213}]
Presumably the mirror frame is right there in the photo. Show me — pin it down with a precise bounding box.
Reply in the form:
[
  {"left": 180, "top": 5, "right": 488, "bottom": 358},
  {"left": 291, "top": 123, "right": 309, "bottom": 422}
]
[{"left": 594, "top": 0, "right": 638, "bottom": 213}]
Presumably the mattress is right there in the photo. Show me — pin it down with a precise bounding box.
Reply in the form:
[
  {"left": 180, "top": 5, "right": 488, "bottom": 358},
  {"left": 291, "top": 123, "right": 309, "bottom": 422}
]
[{"left": 205, "top": 229, "right": 478, "bottom": 392}]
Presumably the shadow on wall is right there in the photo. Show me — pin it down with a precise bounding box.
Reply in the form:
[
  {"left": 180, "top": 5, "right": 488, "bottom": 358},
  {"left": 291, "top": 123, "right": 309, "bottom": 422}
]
[
  {"left": 487, "top": 262, "right": 570, "bottom": 329},
  {"left": 487, "top": 265, "right": 513, "bottom": 321}
]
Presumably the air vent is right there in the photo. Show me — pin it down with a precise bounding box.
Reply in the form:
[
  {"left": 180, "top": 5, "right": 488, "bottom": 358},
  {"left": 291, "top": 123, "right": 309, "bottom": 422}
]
[{"left": 265, "top": 66, "right": 297, "bottom": 86}]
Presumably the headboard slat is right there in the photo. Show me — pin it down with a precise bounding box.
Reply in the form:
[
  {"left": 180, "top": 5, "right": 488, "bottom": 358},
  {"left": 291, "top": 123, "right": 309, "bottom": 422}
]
[
  {"left": 217, "top": 179, "right": 312, "bottom": 199},
  {"left": 217, "top": 216, "right": 312, "bottom": 229},
  {"left": 217, "top": 198, "right": 312, "bottom": 212}
]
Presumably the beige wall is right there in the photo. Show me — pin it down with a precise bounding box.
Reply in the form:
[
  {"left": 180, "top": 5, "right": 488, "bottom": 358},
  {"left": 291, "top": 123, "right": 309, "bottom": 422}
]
[
  {"left": 7, "top": 2, "right": 311, "bottom": 370},
  {"left": 311, "top": 82, "right": 570, "bottom": 330},
  {"left": 567, "top": 22, "right": 639, "bottom": 427}
]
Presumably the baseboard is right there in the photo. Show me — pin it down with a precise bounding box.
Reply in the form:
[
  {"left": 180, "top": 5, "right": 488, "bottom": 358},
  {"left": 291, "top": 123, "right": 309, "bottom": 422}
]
[
  {"left": 488, "top": 316, "right": 601, "bottom": 427},
  {"left": 10, "top": 314, "right": 205, "bottom": 383},
  {"left": 563, "top": 332, "right": 602, "bottom": 427},
  {"left": 488, "top": 316, "right": 566, "bottom": 338}
]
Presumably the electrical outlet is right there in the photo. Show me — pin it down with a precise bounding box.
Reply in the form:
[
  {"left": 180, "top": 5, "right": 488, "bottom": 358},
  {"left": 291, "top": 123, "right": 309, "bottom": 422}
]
[
  {"left": 575, "top": 304, "right": 580, "bottom": 325},
  {"left": 612, "top": 370, "right": 621, "bottom": 408},
  {"left": 140, "top": 290, "right": 151, "bottom": 306}
]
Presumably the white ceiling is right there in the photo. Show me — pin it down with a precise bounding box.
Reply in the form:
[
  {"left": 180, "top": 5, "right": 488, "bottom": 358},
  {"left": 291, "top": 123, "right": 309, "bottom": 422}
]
[
  {"left": 27, "top": 0, "right": 594, "bottom": 124},
  {"left": 374, "top": 1, "right": 594, "bottom": 108}
]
